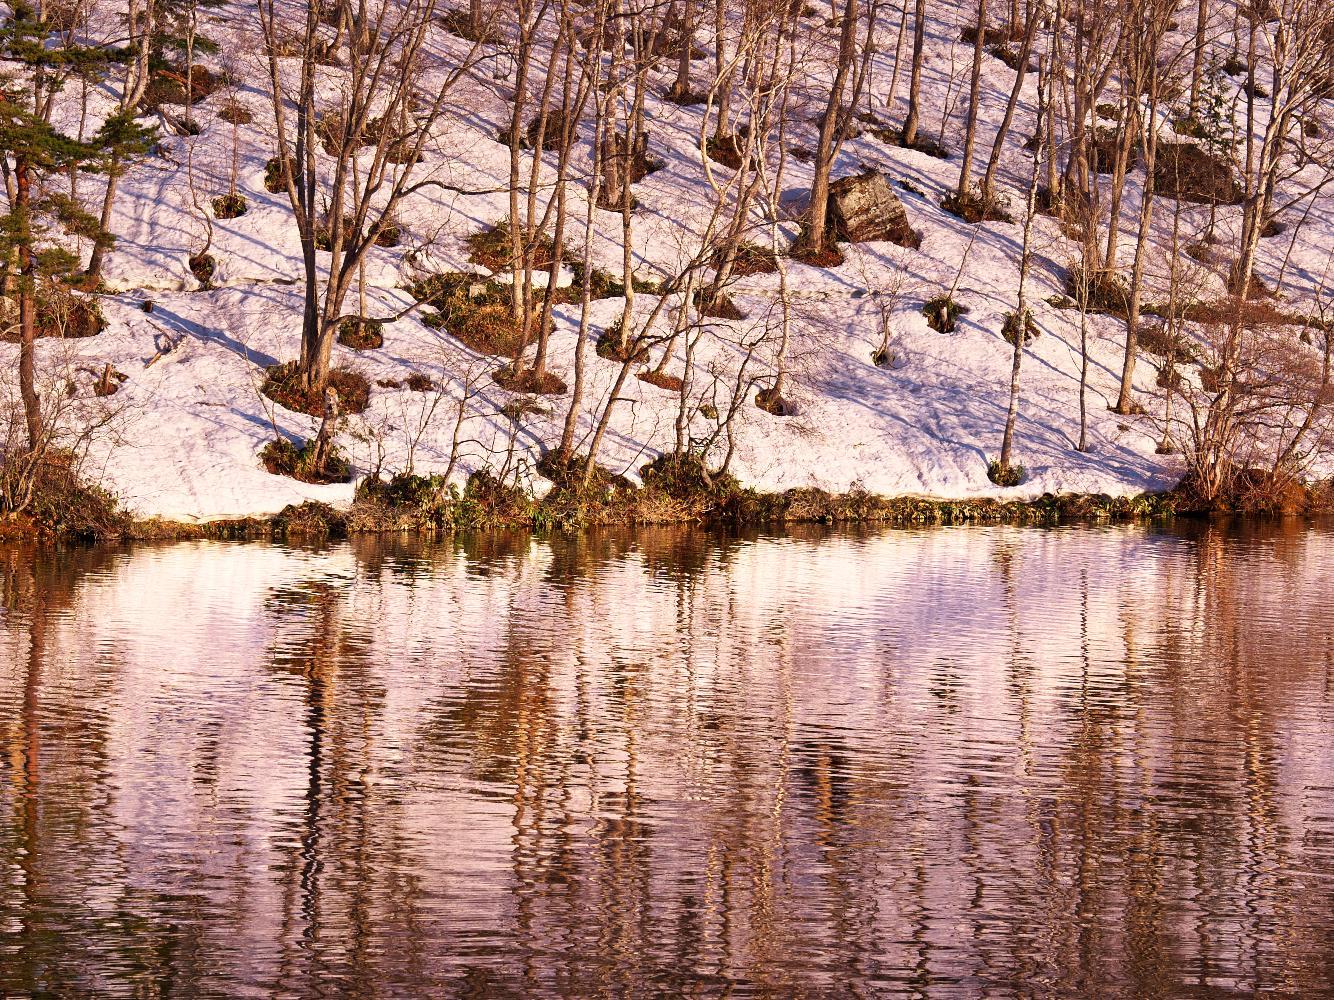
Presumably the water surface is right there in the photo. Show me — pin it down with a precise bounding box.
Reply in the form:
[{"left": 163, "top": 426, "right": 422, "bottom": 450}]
[{"left": 1, "top": 522, "right": 1332, "bottom": 997}]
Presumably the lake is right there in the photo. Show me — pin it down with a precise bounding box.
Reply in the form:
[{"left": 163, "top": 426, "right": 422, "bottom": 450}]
[{"left": 1, "top": 522, "right": 1331, "bottom": 997}]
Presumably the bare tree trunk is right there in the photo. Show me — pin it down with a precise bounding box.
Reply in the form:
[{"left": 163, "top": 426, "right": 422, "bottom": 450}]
[
  {"left": 805, "top": 0, "right": 859, "bottom": 253},
  {"left": 1188, "top": 0, "right": 1209, "bottom": 116},
  {"left": 979, "top": 4, "right": 1038, "bottom": 206},
  {"left": 901, "top": 0, "right": 926, "bottom": 144},
  {"left": 1115, "top": 76, "right": 1161, "bottom": 413},
  {"left": 15, "top": 162, "right": 43, "bottom": 453},
  {"left": 956, "top": 0, "right": 988, "bottom": 200},
  {"left": 311, "top": 386, "right": 340, "bottom": 475},
  {"left": 998, "top": 64, "right": 1046, "bottom": 473},
  {"left": 670, "top": 0, "right": 693, "bottom": 98}
]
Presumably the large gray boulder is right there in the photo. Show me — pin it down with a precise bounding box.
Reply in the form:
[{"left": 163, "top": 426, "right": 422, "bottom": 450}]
[{"left": 827, "top": 170, "right": 921, "bottom": 248}]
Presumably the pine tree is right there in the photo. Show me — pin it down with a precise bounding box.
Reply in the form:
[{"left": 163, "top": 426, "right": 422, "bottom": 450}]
[{"left": 1, "top": 4, "right": 153, "bottom": 453}]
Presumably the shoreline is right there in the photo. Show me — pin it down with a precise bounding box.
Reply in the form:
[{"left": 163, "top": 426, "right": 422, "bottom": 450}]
[
  {"left": 0, "top": 482, "right": 1185, "bottom": 543},
  {"left": 10, "top": 461, "right": 1331, "bottom": 544},
  {"left": 8, "top": 460, "right": 1332, "bottom": 543}
]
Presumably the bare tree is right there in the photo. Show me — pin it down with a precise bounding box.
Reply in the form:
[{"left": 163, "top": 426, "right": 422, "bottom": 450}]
[{"left": 257, "top": 0, "right": 480, "bottom": 397}]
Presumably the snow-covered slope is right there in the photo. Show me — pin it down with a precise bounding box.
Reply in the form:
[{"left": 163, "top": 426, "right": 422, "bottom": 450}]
[{"left": 10, "top": 0, "right": 1329, "bottom": 521}]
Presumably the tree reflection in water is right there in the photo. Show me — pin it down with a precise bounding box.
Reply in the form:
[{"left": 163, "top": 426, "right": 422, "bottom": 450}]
[{"left": 0, "top": 522, "right": 1331, "bottom": 996}]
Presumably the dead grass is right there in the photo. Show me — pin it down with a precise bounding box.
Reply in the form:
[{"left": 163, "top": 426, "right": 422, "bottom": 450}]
[
  {"left": 493, "top": 364, "right": 568, "bottom": 395},
  {"left": 337, "top": 317, "right": 385, "bottom": 350},
  {"left": 412, "top": 272, "right": 526, "bottom": 356},
  {"left": 941, "top": 188, "right": 1013, "bottom": 223},
  {"left": 636, "top": 368, "right": 683, "bottom": 391},
  {"left": 718, "top": 241, "right": 779, "bottom": 276},
  {"left": 261, "top": 361, "right": 371, "bottom": 416},
  {"left": 704, "top": 133, "right": 754, "bottom": 171}
]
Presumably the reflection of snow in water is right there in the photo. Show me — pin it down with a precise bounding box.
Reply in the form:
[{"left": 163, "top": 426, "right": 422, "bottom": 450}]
[{"left": 0, "top": 522, "right": 1331, "bottom": 994}]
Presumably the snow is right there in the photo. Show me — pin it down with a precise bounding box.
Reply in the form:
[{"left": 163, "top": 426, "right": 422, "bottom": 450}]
[{"left": 7, "top": 0, "right": 1328, "bottom": 521}]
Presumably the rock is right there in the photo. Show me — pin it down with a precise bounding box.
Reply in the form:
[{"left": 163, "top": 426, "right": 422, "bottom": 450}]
[{"left": 826, "top": 170, "right": 921, "bottom": 248}]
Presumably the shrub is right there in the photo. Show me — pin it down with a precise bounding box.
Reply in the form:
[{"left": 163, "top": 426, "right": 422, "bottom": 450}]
[
  {"left": 704, "top": 133, "right": 754, "bottom": 171},
  {"left": 637, "top": 368, "right": 683, "bottom": 391},
  {"left": 401, "top": 373, "right": 433, "bottom": 392},
  {"left": 987, "top": 460, "right": 1025, "bottom": 487},
  {"left": 459, "top": 470, "right": 534, "bottom": 526},
  {"left": 354, "top": 471, "right": 453, "bottom": 524},
  {"left": 313, "top": 215, "right": 358, "bottom": 252},
  {"left": 212, "top": 193, "right": 247, "bottom": 219},
  {"left": 217, "top": 102, "right": 253, "bottom": 125},
  {"left": 493, "top": 364, "right": 568, "bottom": 395},
  {"left": 887, "top": 130, "right": 951, "bottom": 159},
  {"left": 941, "top": 188, "right": 1013, "bottom": 224},
  {"left": 639, "top": 453, "right": 740, "bottom": 500},
  {"left": 1137, "top": 322, "right": 1198, "bottom": 363},
  {"left": 12, "top": 292, "right": 107, "bottom": 340},
  {"left": 439, "top": 8, "right": 502, "bottom": 43},
  {"left": 1065, "top": 265, "right": 1131, "bottom": 316},
  {"left": 987, "top": 43, "right": 1036, "bottom": 73},
  {"left": 261, "top": 362, "right": 371, "bottom": 416},
  {"left": 142, "top": 64, "right": 220, "bottom": 109},
  {"left": 692, "top": 288, "right": 746, "bottom": 320},
  {"left": 189, "top": 252, "right": 216, "bottom": 287},
  {"left": 664, "top": 86, "right": 708, "bottom": 106},
  {"left": 596, "top": 317, "right": 648, "bottom": 362},
  {"left": 411, "top": 272, "right": 524, "bottom": 356},
  {"left": 260, "top": 438, "right": 353, "bottom": 484},
  {"left": 467, "top": 218, "right": 560, "bottom": 271},
  {"left": 923, "top": 294, "right": 967, "bottom": 333},
  {"left": 2, "top": 451, "right": 129, "bottom": 539},
  {"left": 1001, "top": 308, "right": 1039, "bottom": 346},
  {"left": 755, "top": 386, "right": 791, "bottom": 415},
  {"left": 337, "top": 317, "right": 385, "bottom": 350},
  {"left": 720, "top": 242, "right": 779, "bottom": 276},
  {"left": 263, "top": 157, "right": 287, "bottom": 194},
  {"left": 1153, "top": 142, "right": 1244, "bottom": 205},
  {"left": 565, "top": 260, "right": 662, "bottom": 299}
]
